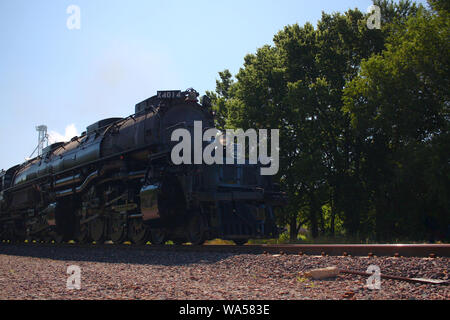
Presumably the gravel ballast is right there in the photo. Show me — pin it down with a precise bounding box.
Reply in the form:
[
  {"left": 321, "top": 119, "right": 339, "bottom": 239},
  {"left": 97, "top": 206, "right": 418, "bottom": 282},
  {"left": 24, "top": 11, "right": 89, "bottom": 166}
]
[{"left": 0, "top": 244, "right": 448, "bottom": 300}]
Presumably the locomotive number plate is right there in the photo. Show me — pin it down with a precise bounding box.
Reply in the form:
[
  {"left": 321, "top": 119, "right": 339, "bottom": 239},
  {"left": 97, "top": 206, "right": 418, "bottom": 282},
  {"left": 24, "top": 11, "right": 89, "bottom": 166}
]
[{"left": 157, "top": 90, "right": 182, "bottom": 99}]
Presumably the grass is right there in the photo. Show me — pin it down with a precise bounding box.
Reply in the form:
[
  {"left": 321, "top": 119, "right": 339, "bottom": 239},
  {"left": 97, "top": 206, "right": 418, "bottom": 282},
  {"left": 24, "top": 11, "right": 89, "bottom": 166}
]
[
  {"left": 225, "top": 231, "right": 444, "bottom": 245},
  {"left": 6, "top": 232, "right": 444, "bottom": 246},
  {"left": 205, "top": 239, "right": 235, "bottom": 245}
]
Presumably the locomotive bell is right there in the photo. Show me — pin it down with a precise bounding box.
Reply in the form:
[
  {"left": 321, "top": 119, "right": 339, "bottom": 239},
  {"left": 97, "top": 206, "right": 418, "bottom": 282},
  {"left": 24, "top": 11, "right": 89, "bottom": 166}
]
[{"left": 185, "top": 88, "right": 199, "bottom": 101}]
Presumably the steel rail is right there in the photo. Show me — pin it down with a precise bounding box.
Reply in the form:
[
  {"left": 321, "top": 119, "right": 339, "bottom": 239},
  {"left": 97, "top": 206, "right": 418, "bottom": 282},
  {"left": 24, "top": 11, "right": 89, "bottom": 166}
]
[{"left": 254, "top": 244, "right": 450, "bottom": 257}]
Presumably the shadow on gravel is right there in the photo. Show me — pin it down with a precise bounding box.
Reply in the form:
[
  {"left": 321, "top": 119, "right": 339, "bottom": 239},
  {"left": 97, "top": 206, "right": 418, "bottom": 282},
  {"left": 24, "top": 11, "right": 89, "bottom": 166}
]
[{"left": 0, "top": 244, "right": 242, "bottom": 266}]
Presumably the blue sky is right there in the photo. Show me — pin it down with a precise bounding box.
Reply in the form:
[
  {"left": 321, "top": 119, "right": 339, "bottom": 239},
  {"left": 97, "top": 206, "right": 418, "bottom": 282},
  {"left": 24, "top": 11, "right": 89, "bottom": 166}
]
[{"left": 0, "top": 0, "right": 428, "bottom": 170}]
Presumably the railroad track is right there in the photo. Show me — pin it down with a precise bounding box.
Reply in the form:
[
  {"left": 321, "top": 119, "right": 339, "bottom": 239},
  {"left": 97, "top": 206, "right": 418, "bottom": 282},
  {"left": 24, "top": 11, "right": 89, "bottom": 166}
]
[{"left": 1, "top": 240, "right": 449, "bottom": 257}]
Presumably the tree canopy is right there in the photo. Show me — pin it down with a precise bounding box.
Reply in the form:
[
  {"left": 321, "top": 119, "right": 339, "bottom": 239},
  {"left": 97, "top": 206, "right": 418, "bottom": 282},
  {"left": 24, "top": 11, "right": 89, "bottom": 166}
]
[{"left": 207, "top": 0, "right": 449, "bottom": 242}]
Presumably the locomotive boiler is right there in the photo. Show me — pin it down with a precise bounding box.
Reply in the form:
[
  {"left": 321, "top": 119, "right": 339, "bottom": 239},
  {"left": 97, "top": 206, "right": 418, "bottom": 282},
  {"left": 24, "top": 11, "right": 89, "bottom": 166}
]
[{"left": 0, "top": 89, "right": 283, "bottom": 245}]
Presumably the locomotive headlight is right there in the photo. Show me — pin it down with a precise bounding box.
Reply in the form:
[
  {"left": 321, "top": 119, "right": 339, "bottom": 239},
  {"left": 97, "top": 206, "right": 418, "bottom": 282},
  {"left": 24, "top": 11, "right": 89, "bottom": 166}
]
[{"left": 216, "top": 132, "right": 227, "bottom": 146}]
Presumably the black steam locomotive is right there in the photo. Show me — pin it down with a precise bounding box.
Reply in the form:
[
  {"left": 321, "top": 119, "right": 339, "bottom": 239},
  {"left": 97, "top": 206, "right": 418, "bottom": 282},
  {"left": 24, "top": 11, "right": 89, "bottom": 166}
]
[{"left": 0, "top": 89, "right": 283, "bottom": 245}]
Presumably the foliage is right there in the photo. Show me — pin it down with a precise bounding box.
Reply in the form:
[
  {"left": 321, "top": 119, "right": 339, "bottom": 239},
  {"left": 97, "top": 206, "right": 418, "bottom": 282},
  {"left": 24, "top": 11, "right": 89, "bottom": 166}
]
[
  {"left": 208, "top": 0, "right": 449, "bottom": 242},
  {"left": 343, "top": 0, "right": 449, "bottom": 240}
]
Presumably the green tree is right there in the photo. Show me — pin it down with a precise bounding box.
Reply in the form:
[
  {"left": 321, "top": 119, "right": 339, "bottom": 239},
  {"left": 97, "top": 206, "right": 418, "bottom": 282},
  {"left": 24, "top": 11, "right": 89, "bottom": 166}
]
[
  {"left": 343, "top": 0, "right": 449, "bottom": 240},
  {"left": 209, "top": 0, "right": 439, "bottom": 242},
  {"left": 206, "top": 69, "right": 235, "bottom": 130}
]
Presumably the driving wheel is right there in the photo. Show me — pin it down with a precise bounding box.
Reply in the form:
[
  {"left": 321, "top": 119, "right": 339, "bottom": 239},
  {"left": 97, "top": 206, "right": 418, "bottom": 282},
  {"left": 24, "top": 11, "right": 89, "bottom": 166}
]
[{"left": 128, "top": 219, "right": 149, "bottom": 245}]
